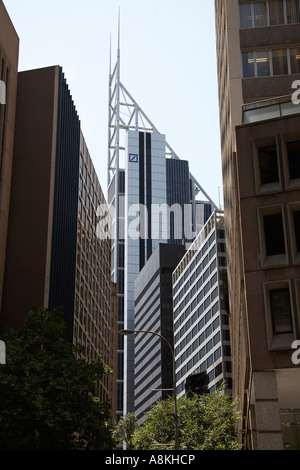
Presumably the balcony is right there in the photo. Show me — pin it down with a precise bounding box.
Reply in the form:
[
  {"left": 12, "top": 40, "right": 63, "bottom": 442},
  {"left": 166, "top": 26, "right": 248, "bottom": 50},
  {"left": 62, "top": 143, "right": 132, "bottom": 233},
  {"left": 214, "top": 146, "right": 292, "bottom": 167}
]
[{"left": 243, "top": 94, "right": 300, "bottom": 124}]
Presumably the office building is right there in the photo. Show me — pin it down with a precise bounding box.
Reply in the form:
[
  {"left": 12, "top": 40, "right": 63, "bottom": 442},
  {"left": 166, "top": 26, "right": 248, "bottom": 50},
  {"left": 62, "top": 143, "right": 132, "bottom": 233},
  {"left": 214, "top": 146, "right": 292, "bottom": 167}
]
[
  {"left": 215, "top": 0, "right": 300, "bottom": 449},
  {"left": 108, "top": 43, "right": 216, "bottom": 418},
  {"left": 172, "top": 210, "right": 232, "bottom": 397},
  {"left": 0, "top": 0, "right": 19, "bottom": 315},
  {"left": 134, "top": 243, "right": 186, "bottom": 423},
  {"left": 1, "top": 66, "right": 116, "bottom": 409},
  {"left": 235, "top": 111, "right": 300, "bottom": 450}
]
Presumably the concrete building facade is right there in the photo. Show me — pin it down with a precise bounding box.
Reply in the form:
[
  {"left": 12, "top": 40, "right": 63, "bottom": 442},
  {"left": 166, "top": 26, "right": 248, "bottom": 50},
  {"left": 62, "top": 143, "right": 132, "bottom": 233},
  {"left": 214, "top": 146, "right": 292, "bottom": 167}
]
[{"left": 215, "top": 0, "right": 300, "bottom": 449}]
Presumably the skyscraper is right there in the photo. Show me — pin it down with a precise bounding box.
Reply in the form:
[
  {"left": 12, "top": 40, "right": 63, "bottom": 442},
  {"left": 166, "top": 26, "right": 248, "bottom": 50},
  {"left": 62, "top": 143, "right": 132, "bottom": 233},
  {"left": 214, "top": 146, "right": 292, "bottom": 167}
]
[
  {"left": 215, "top": 0, "right": 300, "bottom": 449},
  {"left": 108, "top": 41, "right": 216, "bottom": 418},
  {"left": 0, "top": 0, "right": 19, "bottom": 316},
  {"left": 1, "top": 66, "right": 116, "bottom": 409},
  {"left": 172, "top": 210, "right": 231, "bottom": 397},
  {"left": 134, "top": 243, "right": 186, "bottom": 423}
]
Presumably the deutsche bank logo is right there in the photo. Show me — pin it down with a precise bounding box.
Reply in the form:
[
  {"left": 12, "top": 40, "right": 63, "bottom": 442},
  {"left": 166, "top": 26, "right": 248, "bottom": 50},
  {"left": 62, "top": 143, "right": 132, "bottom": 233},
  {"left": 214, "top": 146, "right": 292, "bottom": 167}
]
[{"left": 129, "top": 154, "right": 138, "bottom": 163}]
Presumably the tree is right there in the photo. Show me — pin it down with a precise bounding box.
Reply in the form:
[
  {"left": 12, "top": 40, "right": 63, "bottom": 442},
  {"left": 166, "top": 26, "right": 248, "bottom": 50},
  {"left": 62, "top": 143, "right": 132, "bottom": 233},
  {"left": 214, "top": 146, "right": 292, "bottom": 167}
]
[
  {"left": 132, "top": 383, "right": 242, "bottom": 450},
  {"left": 0, "top": 306, "right": 115, "bottom": 450},
  {"left": 112, "top": 412, "right": 137, "bottom": 450}
]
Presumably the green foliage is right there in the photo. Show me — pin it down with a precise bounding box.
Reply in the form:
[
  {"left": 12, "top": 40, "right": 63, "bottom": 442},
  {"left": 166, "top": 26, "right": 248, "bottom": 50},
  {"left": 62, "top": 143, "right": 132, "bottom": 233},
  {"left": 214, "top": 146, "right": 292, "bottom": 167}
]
[
  {"left": 0, "top": 306, "right": 115, "bottom": 450},
  {"left": 132, "top": 383, "right": 242, "bottom": 450},
  {"left": 112, "top": 412, "right": 137, "bottom": 450}
]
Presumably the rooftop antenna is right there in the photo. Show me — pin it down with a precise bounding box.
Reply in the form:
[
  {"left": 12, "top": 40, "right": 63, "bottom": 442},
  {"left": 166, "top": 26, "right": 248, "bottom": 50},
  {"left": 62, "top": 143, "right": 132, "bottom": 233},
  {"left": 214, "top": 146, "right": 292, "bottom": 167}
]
[
  {"left": 107, "top": 8, "right": 122, "bottom": 282},
  {"left": 107, "top": 34, "right": 112, "bottom": 187},
  {"left": 107, "top": 6, "right": 218, "bottom": 211}
]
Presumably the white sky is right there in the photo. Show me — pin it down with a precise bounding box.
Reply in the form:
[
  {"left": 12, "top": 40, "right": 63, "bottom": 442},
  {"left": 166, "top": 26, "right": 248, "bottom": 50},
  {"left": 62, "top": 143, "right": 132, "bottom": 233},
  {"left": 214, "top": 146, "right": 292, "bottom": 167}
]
[{"left": 4, "top": 0, "right": 223, "bottom": 207}]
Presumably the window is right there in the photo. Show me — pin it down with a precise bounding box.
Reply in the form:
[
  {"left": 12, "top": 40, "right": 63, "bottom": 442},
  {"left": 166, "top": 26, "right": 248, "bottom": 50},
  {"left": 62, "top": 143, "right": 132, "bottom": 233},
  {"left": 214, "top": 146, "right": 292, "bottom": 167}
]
[
  {"left": 264, "top": 281, "right": 295, "bottom": 349},
  {"left": 272, "top": 49, "right": 288, "bottom": 75},
  {"left": 240, "top": 3, "right": 253, "bottom": 28},
  {"left": 259, "top": 206, "right": 287, "bottom": 266},
  {"left": 253, "top": 1, "right": 268, "bottom": 26},
  {"left": 288, "top": 203, "right": 300, "bottom": 262},
  {"left": 287, "top": 141, "right": 300, "bottom": 180},
  {"left": 242, "top": 52, "right": 255, "bottom": 77},
  {"left": 242, "top": 48, "right": 300, "bottom": 78},
  {"left": 286, "top": 0, "right": 300, "bottom": 22},
  {"left": 270, "top": 288, "right": 293, "bottom": 334},
  {"left": 240, "top": 0, "right": 300, "bottom": 27},
  {"left": 290, "top": 48, "right": 300, "bottom": 74},
  {"left": 264, "top": 213, "right": 286, "bottom": 256},
  {"left": 269, "top": 0, "right": 285, "bottom": 24},
  {"left": 258, "top": 145, "right": 279, "bottom": 184},
  {"left": 242, "top": 51, "right": 269, "bottom": 78},
  {"left": 256, "top": 51, "right": 270, "bottom": 76},
  {"left": 294, "top": 210, "right": 300, "bottom": 252}
]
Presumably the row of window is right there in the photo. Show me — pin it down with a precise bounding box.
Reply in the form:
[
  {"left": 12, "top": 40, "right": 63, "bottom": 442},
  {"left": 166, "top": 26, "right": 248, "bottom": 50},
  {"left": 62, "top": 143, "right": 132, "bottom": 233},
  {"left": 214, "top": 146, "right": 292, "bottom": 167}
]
[
  {"left": 173, "top": 232, "right": 216, "bottom": 295},
  {"left": 176, "top": 343, "right": 232, "bottom": 394},
  {"left": 175, "top": 283, "right": 219, "bottom": 333},
  {"left": 174, "top": 256, "right": 217, "bottom": 314},
  {"left": 77, "top": 234, "right": 111, "bottom": 305},
  {"left": 176, "top": 345, "right": 222, "bottom": 383},
  {"left": 242, "top": 47, "right": 300, "bottom": 78},
  {"left": 175, "top": 308, "right": 221, "bottom": 359},
  {"left": 239, "top": 0, "right": 300, "bottom": 28}
]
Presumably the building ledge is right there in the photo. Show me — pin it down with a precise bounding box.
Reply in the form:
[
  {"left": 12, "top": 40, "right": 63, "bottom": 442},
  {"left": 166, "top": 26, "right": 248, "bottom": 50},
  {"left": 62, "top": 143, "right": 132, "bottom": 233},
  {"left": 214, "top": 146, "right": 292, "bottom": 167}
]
[{"left": 242, "top": 95, "right": 300, "bottom": 124}]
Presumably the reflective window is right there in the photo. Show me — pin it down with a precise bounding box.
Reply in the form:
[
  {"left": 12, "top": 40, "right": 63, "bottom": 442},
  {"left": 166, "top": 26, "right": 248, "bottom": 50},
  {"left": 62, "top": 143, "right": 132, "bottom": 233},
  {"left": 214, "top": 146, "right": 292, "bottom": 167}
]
[
  {"left": 242, "top": 51, "right": 269, "bottom": 77},
  {"left": 286, "top": 0, "right": 300, "bottom": 22},
  {"left": 290, "top": 48, "right": 300, "bottom": 74},
  {"left": 242, "top": 47, "right": 300, "bottom": 77},
  {"left": 269, "top": 0, "right": 285, "bottom": 24},
  {"left": 242, "top": 52, "right": 255, "bottom": 77},
  {"left": 272, "top": 49, "right": 288, "bottom": 75},
  {"left": 256, "top": 51, "right": 270, "bottom": 76},
  {"left": 253, "top": 1, "right": 268, "bottom": 26},
  {"left": 240, "top": 3, "right": 253, "bottom": 27},
  {"left": 293, "top": 210, "right": 300, "bottom": 252}
]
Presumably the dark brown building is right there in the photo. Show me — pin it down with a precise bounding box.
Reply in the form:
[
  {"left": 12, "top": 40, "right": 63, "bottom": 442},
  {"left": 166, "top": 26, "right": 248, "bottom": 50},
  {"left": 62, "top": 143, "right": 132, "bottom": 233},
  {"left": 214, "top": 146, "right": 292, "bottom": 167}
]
[
  {"left": 0, "top": 0, "right": 19, "bottom": 316},
  {"left": 1, "top": 66, "right": 116, "bottom": 409}
]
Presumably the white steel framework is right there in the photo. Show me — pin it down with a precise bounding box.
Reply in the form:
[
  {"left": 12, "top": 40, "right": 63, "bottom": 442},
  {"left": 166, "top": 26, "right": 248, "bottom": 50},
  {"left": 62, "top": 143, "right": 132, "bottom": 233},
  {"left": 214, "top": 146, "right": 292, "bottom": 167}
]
[{"left": 107, "top": 25, "right": 218, "bottom": 280}]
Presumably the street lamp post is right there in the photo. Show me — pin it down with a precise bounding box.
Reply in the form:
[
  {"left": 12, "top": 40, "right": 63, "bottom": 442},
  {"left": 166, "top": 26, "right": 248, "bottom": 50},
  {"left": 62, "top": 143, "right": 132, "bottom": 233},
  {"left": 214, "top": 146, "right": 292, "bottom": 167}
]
[{"left": 119, "top": 329, "right": 179, "bottom": 450}]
